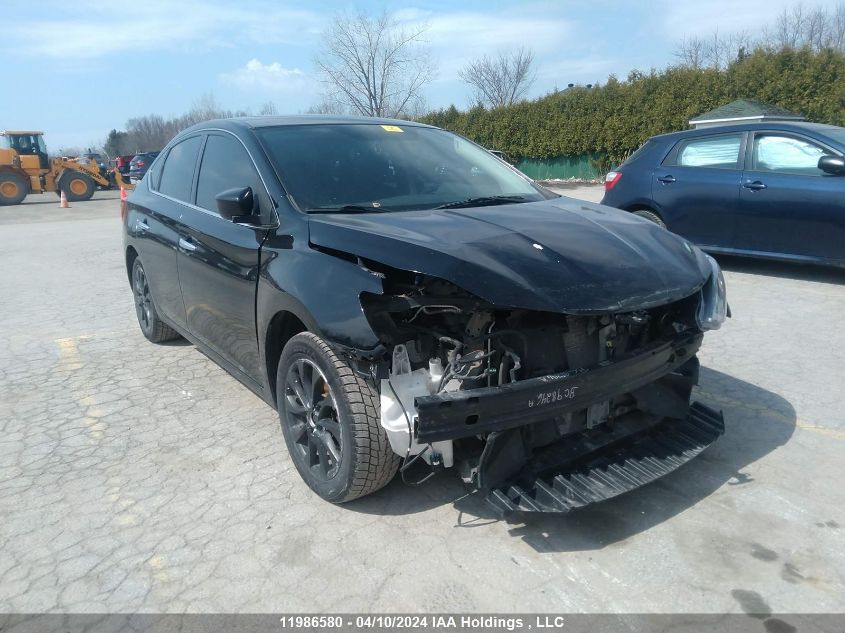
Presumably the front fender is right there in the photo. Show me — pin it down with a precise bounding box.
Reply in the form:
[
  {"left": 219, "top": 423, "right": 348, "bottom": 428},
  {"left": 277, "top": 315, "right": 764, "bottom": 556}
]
[{"left": 257, "top": 247, "right": 385, "bottom": 355}]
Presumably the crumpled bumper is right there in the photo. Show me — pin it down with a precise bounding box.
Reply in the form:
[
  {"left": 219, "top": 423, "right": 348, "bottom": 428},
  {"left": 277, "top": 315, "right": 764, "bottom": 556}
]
[
  {"left": 414, "top": 333, "right": 703, "bottom": 443},
  {"left": 486, "top": 401, "right": 725, "bottom": 515}
]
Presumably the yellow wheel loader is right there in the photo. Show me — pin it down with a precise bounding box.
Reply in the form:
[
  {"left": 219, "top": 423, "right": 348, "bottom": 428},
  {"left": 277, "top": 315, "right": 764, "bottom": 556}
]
[{"left": 0, "top": 130, "right": 134, "bottom": 206}]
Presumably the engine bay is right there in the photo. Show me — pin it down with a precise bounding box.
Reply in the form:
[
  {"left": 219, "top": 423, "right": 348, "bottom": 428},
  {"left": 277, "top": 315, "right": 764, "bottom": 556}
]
[{"left": 360, "top": 265, "right": 705, "bottom": 488}]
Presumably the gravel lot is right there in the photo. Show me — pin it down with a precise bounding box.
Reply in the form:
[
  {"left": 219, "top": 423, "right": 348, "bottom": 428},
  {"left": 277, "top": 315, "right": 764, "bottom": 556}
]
[{"left": 1, "top": 188, "right": 843, "bottom": 615}]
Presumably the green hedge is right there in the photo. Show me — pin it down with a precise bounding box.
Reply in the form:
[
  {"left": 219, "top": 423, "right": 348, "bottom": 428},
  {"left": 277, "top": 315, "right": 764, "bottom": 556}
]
[
  {"left": 421, "top": 48, "right": 845, "bottom": 166},
  {"left": 516, "top": 155, "right": 603, "bottom": 180}
]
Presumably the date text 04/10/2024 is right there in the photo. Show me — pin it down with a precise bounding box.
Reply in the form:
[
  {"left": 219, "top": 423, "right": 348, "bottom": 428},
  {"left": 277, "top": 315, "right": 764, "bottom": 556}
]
[{"left": 278, "top": 615, "right": 567, "bottom": 630}]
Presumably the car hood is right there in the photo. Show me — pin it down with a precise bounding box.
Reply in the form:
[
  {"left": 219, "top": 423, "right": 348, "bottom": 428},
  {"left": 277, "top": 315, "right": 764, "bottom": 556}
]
[{"left": 307, "top": 197, "right": 711, "bottom": 313}]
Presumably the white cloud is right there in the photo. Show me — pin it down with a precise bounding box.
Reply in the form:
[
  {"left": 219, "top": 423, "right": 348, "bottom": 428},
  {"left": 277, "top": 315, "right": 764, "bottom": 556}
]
[
  {"left": 422, "top": 11, "right": 577, "bottom": 75},
  {"left": 219, "top": 59, "right": 312, "bottom": 94},
  {"left": 656, "top": 0, "right": 809, "bottom": 39},
  {"left": 5, "top": 0, "right": 322, "bottom": 58}
]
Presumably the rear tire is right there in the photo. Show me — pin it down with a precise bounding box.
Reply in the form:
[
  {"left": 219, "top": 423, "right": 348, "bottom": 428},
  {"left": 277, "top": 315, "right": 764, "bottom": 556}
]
[
  {"left": 131, "top": 258, "right": 180, "bottom": 343},
  {"left": 632, "top": 208, "right": 666, "bottom": 229},
  {"left": 58, "top": 171, "right": 95, "bottom": 202},
  {"left": 0, "top": 173, "right": 28, "bottom": 206},
  {"left": 277, "top": 332, "right": 399, "bottom": 503}
]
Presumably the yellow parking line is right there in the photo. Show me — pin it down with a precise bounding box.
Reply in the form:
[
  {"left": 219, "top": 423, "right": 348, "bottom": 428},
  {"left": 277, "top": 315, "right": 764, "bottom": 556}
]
[
  {"left": 54, "top": 334, "right": 107, "bottom": 442},
  {"left": 697, "top": 388, "right": 845, "bottom": 440},
  {"left": 793, "top": 422, "right": 845, "bottom": 440},
  {"left": 54, "top": 336, "right": 87, "bottom": 372}
]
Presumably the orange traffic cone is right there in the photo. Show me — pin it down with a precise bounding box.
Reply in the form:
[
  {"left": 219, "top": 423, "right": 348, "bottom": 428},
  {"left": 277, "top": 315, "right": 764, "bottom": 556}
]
[
  {"left": 59, "top": 190, "right": 70, "bottom": 208},
  {"left": 120, "top": 187, "right": 128, "bottom": 219}
]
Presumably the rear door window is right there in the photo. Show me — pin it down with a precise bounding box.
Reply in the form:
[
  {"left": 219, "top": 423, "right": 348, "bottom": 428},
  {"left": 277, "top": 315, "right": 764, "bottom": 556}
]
[
  {"left": 157, "top": 136, "right": 202, "bottom": 202},
  {"left": 668, "top": 133, "right": 743, "bottom": 169}
]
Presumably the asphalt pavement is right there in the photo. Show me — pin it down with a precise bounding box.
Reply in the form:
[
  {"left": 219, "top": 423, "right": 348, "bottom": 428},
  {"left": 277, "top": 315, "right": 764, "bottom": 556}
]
[{"left": 1, "top": 188, "right": 843, "bottom": 614}]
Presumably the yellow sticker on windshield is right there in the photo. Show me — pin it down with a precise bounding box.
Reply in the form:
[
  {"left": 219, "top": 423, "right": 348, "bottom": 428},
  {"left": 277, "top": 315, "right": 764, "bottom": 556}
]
[{"left": 381, "top": 125, "right": 404, "bottom": 132}]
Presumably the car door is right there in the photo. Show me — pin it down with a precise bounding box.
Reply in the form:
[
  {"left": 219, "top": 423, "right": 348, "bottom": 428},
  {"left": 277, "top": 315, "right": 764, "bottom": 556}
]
[
  {"left": 737, "top": 131, "right": 845, "bottom": 262},
  {"left": 175, "top": 132, "right": 274, "bottom": 384},
  {"left": 651, "top": 131, "right": 746, "bottom": 248},
  {"left": 136, "top": 135, "right": 204, "bottom": 329}
]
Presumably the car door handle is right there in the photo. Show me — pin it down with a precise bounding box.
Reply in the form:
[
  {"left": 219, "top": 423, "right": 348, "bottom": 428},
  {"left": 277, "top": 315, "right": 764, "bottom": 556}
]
[
  {"left": 743, "top": 180, "right": 767, "bottom": 191},
  {"left": 657, "top": 175, "right": 676, "bottom": 184},
  {"left": 136, "top": 219, "right": 149, "bottom": 232},
  {"left": 178, "top": 237, "right": 197, "bottom": 252}
]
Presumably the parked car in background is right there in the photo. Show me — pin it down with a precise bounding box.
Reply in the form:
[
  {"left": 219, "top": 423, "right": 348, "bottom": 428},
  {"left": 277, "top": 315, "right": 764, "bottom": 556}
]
[
  {"left": 129, "top": 152, "right": 160, "bottom": 181},
  {"left": 115, "top": 154, "right": 134, "bottom": 175},
  {"left": 601, "top": 122, "right": 845, "bottom": 267},
  {"left": 123, "top": 116, "right": 727, "bottom": 513}
]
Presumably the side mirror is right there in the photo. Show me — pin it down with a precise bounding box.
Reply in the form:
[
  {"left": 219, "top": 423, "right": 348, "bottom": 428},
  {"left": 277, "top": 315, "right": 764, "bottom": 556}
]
[
  {"left": 818, "top": 155, "right": 845, "bottom": 175},
  {"left": 215, "top": 186, "right": 256, "bottom": 221}
]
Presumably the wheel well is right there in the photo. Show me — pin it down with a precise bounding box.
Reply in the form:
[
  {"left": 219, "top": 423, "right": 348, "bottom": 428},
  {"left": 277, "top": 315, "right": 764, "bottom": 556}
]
[
  {"left": 628, "top": 204, "right": 665, "bottom": 218},
  {"left": 265, "top": 311, "right": 308, "bottom": 407},
  {"left": 125, "top": 246, "right": 138, "bottom": 284},
  {"left": 627, "top": 204, "right": 658, "bottom": 214}
]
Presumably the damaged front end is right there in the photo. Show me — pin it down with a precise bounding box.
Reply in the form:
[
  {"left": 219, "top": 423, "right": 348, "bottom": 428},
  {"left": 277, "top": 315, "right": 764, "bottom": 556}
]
[{"left": 347, "top": 253, "right": 728, "bottom": 515}]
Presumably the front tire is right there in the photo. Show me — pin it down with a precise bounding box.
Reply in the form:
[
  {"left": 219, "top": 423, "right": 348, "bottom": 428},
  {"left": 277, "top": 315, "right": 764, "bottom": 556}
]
[
  {"left": 277, "top": 332, "right": 399, "bottom": 503},
  {"left": 131, "top": 258, "right": 180, "bottom": 343},
  {"left": 58, "top": 171, "right": 95, "bottom": 202}
]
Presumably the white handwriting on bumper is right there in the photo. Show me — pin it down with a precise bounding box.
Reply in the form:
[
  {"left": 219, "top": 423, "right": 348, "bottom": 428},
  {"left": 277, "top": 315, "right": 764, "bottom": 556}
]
[{"left": 529, "top": 386, "right": 579, "bottom": 408}]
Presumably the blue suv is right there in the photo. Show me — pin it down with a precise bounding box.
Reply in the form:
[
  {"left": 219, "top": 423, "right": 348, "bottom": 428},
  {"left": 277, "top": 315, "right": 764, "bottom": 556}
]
[{"left": 601, "top": 122, "right": 845, "bottom": 267}]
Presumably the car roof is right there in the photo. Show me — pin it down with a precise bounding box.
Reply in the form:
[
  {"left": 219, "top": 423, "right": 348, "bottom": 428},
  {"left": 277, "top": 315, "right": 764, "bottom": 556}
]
[
  {"left": 649, "top": 121, "right": 845, "bottom": 142},
  {"left": 179, "top": 115, "right": 435, "bottom": 136}
]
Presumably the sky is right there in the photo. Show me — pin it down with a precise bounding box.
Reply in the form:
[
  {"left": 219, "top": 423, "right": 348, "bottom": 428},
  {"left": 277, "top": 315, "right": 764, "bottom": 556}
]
[{"left": 1, "top": 0, "right": 832, "bottom": 152}]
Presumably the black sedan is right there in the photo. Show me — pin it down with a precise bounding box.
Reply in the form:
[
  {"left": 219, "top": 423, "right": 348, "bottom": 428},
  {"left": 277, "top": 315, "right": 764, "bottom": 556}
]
[
  {"left": 123, "top": 116, "right": 727, "bottom": 513},
  {"left": 128, "top": 151, "right": 160, "bottom": 181},
  {"left": 601, "top": 122, "right": 845, "bottom": 267}
]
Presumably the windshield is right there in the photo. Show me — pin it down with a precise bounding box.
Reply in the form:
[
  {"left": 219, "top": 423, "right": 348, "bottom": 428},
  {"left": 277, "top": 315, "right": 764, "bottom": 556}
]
[{"left": 257, "top": 123, "right": 550, "bottom": 212}]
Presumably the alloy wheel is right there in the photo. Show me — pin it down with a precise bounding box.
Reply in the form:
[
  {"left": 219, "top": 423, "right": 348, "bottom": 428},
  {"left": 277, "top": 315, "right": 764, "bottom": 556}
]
[
  {"left": 133, "top": 264, "right": 153, "bottom": 334},
  {"left": 283, "top": 358, "right": 343, "bottom": 480}
]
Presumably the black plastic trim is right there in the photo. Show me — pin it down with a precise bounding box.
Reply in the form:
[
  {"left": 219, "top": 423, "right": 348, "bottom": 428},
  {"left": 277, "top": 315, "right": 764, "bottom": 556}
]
[
  {"left": 414, "top": 333, "right": 703, "bottom": 443},
  {"left": 487, "top": 401, "right": 725, "bottom": 514}
]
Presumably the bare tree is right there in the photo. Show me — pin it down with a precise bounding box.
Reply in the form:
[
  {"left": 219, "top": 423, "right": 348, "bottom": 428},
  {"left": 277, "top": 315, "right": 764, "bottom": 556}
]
[
  {"left": 306, "top": 93, "right": 349, "bottom": 115},
  {"left": 458, "top": 48, "right": 536, "bottom": 108},
  {"left": 257, "top": 101, "right": 278, "bottom": 116},
  {"left": 804, "top": 6, "right": 828, "bottom": 49},
  {"left": 674, "top": 30, "right": 752, "bottom": 69},
  {"left": 832, "top": 3, "right": 845, "bottom": 50},
  {"left": 762, "top": 1, "right": 845, "bottom": 51},
  {"left": 314, "top": 10, "right": 436, "bottom": 118},
  {"left": 674, "top": 35, "right": 707, "bottom": 68},
  {"left": 676, "top": 2, "right": 845, "bottom": 68},
  {"left": 772, "top": 3, "right": 807, "bottom": 48}
]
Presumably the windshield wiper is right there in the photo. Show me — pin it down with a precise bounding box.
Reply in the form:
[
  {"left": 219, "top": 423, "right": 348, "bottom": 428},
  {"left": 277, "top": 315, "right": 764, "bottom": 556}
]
[
  {"left": 307, "top": 205, "right": 381, "bottom": 214},
  {"left": 434, "top": 195, "right": 526, "bottom": 210}
]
